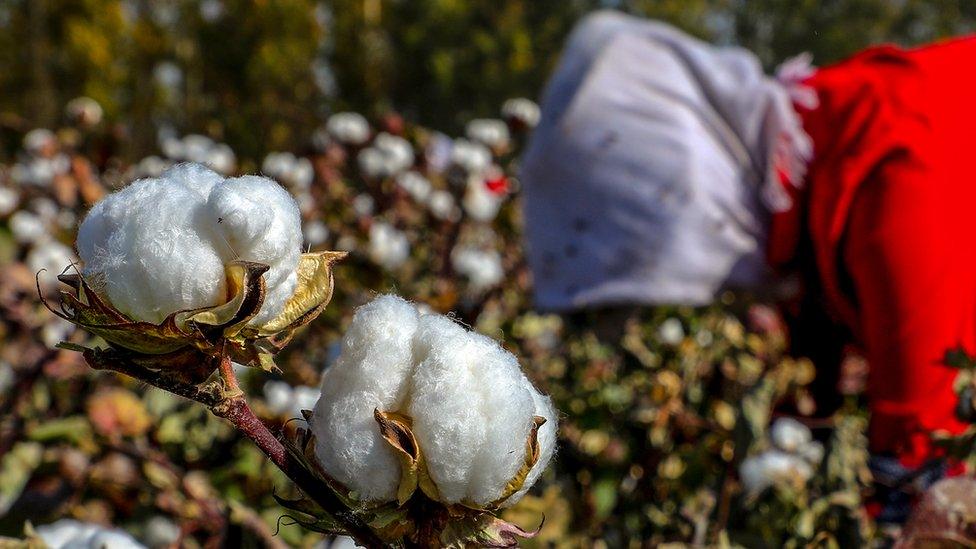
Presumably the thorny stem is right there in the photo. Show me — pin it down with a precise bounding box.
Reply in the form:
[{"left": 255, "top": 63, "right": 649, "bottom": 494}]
[{"left": 84, "top": 349, "right": 388, "bottom": 548}]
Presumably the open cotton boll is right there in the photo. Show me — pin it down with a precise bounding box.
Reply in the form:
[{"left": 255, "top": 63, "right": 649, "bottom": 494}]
[
  {"left": 451, "top": 247, "right": 504, "bottom": 291},
  {"left": 373, "top": 132, "right": 414, "bottom": 174},
  {"left": 396, "top": 171, "right": 432, "bottom": 204},
  {"left": 739, "top": 450, "right": 813, "bottom": 496},
  {"left": 465, "top": 119, "right": 510, "bottom": 151},
  {"left": 0, "top": 186, "right": 18, "bottom": 216},
  {"left": 327, "top": 112, "right": 370, "bottom": 145},
  {"left": 357, "top": 147, "right": 389, "bottom": 179},
  {"left": 450, "top": 139, "right": 492, "bottom": 174},
  {"left": 368, "top": 222, "right": 409, "bottom": 271},
  {"left": 262, "top": 152, "right": 296, "bottom": 180},
  {"left": 770, "top": 417, "right": 812, "bottom": 453},
  {"left": 352, "top": 194, "right": 375, "bottom": 217},
  {"left": 76, "top": 163, "right": 301, "bottom": 325},
  {"left": 657, "top": 318, "right": 685, "bottom": 345},
  {"left": 462, "top": 177, "right": 503, "bottom": 222},
  {"left": 9, "top": 211, "right": 49, "bottom": 244},
  {"left": 428, "top": 190, "right": 459, "bottom": 222},
  {"left": 24, "top": 128, "right": 57, "bottom": 157},
  {"left": 66, "top": 96, "right": 104, "bottom": 127},
  {"left": 28, "top": 240, "right": 77, "bottom": 285},
  {"left": 312, "top": 294, "right": 558, "bottom": 507},
  {"left": 501, "top": 97, "right": 541, "bottom": 128}
]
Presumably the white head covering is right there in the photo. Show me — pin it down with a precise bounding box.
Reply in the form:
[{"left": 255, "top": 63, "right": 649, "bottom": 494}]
[{"left": 521, "top": 11, "right": 812, "bottom": 311}]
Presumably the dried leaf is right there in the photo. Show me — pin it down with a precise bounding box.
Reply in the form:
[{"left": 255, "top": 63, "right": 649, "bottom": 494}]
[
  {"left": 489, "top": 416, "right": 546, "bottom": 509},
  {"left": 254, "top": 251, "right": 345, "bottom": 336}
]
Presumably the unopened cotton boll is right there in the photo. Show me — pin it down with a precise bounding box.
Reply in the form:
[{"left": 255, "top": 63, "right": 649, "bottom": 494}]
[
  {"left": 396, "top": 171, "right": 432, "bottom": 203},
  {"left": 312, "top": 295, "right": 557, "bottom": 506},
  {"left": 37, "top": 519, "right": 146, "bottom": 549},
  {"left": 451, "top": 247, "right": 504, "bottom": 291},
  {"left": 368, "top": 222, "right": 409, "bottom": 271},
  {"left": 76, "top": 163, "right": 301, "bottom": 325},
  {"left": 465, "top": 119, "right": 510, "bottom": 151},
  {"left": 501, "top": 97, "right": 541, "bottom": 128},
  {"left": 450, "top": 139, "right": 492, "bottom": 174},
  {"left": 327, "top": 112, "right": 370, "bottom": 145},
  {"left": 9, "top": 211, "right": 49, "bottom": 244},
  {"left": 770, "top": 417, "right": 812, "bottom": 453},
  {"left": 739, "top": 450, "right": 813, "bottom": 496}
]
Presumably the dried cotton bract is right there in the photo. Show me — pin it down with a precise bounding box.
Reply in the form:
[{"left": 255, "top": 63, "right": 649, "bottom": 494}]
[
  {"left": 77, "top": 163, "right": 302, "bottom": 326},
  {"left": 311, "top": 295, "right": 557, "bottom": 508}
]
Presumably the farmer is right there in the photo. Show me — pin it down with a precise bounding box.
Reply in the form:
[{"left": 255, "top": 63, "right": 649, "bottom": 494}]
[{"left": 521, "top": 10, "right": 976, "bottom": 511}]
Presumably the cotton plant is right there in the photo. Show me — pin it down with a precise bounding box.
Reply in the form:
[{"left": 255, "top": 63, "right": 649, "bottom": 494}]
[
  {"left": 11, "top": 129, "right": 71, "bottom": 188},
  {"left": 40, "top": 161, "right": 392, "bottom": 543},
  {"left": 288, "top": 295, "right": 556, "bottom": 545},
  {"left": 462, "top": 175, "right": 505, "bottom": 222},
  {"left": 739, "top": 418, "right": 824, "bottom": 497}
]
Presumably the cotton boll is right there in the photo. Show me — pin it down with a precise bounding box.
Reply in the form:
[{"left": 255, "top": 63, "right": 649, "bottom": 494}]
[
  {"left": 327, "top": 112, "right": 370, "bottom": 145},
  {"left": 312, "top": 295, "right": 558, "bottom": 507},
  {"left": 373, "top": 132, "right": 414, "bottom": 175},
  {"left": 89, "top": 529, "right": 146, "bottom": 549},
  {"left": 77, "top": 163, "right": 302, "bottom": 325},
  {"left": 657, "top": 318, "right": 685, "bottom": 345},
  {"left": 451, "top": 139, "right": 491, "bottom": 174},
  {"left": 206, "top": 143, "right": 236, "bottom": 174},
  {"left": 396, "top": 171, "right": 432, "bottom": 203},
  {"left": 304, "top": 220, "right": 330, "bottom": 247},
  {"left": 181, "top": 134, "right": 215, "bottom": 164},
  {"left": 9, "top": 211, "right": 48, "bottom": 244},
  {"left": 65, "top": 96, "right": 104, "bottom": 127},
  {"left": 142, "top": 517, "right": 180, "bottom": 549},
  {"left": 0, "top": 186, "right": 18, "bottom": 216},
  {"left": 264, "top": 381, "right": 294, "bottom": 416},
  {"left": 451, "top": 247, "right": 503, "bottom": 291},
  {"left": 24, "top": 128, "right": 56, "bottom": 157},
  {"left": 800, "top": 440, "right": 825, "bottom": 466},
  {"left": 262, "top": 152, "right": 295, "bottom": 180},
  {"left": 294, "top": 385, "right": 320, "bottom": 414},
  {"left": 770, "top": 417, "right": 812, "bottom": 453},
  {"left": 428, "top": 190, "right": 459, "bottom": 222},
  {"left": 739, "top": 450, "right": 813, "bottom": 496},
  {"left": 462, "top": 177, "right": 503, "bottom": 222},
  {"left": 368, "top": 222, "right": 409, "bottom": 271},
  {"left": 424, "top": 132, "right": 454, "bottom": 174},
  {"left": 465, "top": 119, "right": 510, "bottom": 151},
  {"left": 78, "top": 175, "right": 226, "bottom": 323},
  {"left": 28, "top": 240, "right": 77, "bottom": 288},
  {"left": 501, "top": 98, "right": 541, "bottom": 128},
  {"left": 289, "top": 158, "right": 314, "bottom": 189},
  {"left": 37, "top": 519, "right": 146, "bottom": 549},
  {"left": 352, "top": 194, "right": 375, "bottom": 217},
  {"left": 312, "top": 295, "right": 420, "bottom": 501},
  {"left": 131, "top": 156, "right": 170, "bottom": 179},
  {"left": 357, "top": 147, "right": 388, "bottom": 179}
]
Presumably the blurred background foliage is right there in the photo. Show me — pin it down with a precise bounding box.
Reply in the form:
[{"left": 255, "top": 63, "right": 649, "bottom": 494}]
[{"left": 2, "top": 0, "right": 975, "bottom": 162}]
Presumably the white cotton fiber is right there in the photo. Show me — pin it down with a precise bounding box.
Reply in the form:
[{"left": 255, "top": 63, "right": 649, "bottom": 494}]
[
  {"left": 28, "top": 240, "right": 77, "bottom": 289},
  {"left": 37, "top": 518, "right": 146, "bottom": 549},
  {"left": 312, "top": 294, "right": 558, "bottom": 507},
  {"left": 450, "top": 139, "right": 492, "bottom": 174},
  {"left": 76, "top": 163, "right": 301, "bottom": 325},
  {"left": 461, "top": 176, "right": 503, "bottom": 222},
  {"left": 327, "top": 112, "right": 370, "bottom": 145},
  {"left": 770, "top": 417, "right": 811, "bottom": 453},
  {"left": 313, "top": 295, "right": 419, "bottom": 501},
  {"left": 451, "top": 247, "right": 504, "bottom": 291},
  {"left": 9, "top": 211, "right": 48, "bottom": 244}
]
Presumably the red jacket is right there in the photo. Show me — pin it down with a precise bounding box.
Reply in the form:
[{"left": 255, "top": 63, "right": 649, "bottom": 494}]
[{"left": 771, "top": 37, "right": 976, "bottom": 465}]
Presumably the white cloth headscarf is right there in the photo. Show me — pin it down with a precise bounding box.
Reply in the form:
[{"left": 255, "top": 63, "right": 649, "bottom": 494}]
[{"left": 521, "top": 10, "right": 813, "bottom": 311}]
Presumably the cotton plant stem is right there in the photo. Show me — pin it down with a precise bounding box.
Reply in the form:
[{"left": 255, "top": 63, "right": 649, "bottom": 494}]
[
  {"left": 212, "top": 358, "right": 387, "bottom": 547},
  {"left": 83, "top": 348, "right": 387, "bottom": 547}
]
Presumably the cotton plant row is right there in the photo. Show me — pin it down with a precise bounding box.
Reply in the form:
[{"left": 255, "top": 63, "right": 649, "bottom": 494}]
[{"left": 26, "top": 161, "right": 557, "bottom": 547}]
